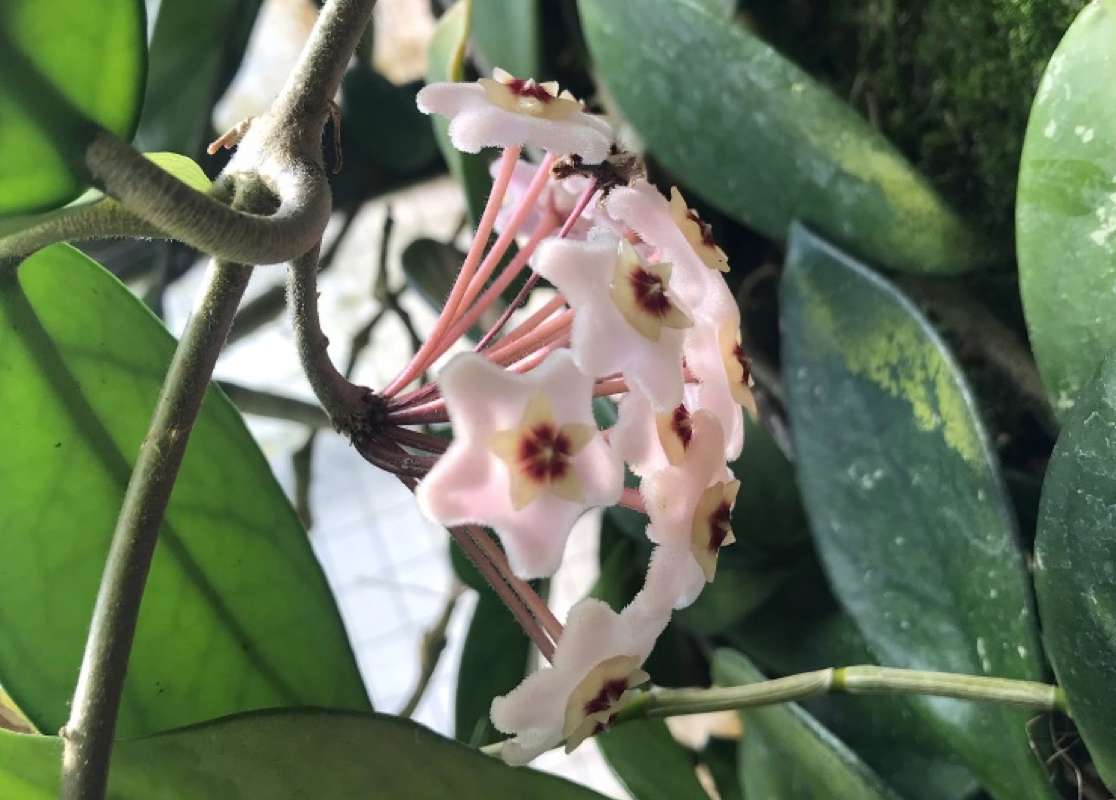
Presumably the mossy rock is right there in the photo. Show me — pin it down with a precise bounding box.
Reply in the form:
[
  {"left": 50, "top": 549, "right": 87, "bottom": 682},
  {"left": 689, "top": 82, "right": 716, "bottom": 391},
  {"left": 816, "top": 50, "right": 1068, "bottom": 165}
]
[{"left": 744, "top": 0, "right": 1084, "bottom": 249}]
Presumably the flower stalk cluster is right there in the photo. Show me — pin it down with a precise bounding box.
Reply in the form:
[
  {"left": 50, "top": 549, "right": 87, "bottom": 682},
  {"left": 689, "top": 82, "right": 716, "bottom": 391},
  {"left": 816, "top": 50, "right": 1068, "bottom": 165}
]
[{"left": 351, "top": 68, "right": 757, "bottom": 762}]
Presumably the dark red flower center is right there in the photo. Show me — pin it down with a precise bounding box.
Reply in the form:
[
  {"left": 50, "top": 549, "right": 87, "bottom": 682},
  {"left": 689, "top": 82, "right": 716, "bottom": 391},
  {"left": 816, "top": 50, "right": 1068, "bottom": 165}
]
[
  {"left": 504, "top": 78, "right": 555, "bottom": 103},
  {"left": 732, "top": 343, "right": 753, "bottom": 385},
  {"left": 518, "top": 423, "right": 572, "bottom": 482},
  {"left": 687, "top": 209, "right": 717, "bottom": 248},
  {"left": 584, "top": 678, "right": 630, "bottom": 715},
  {"left": 708, "top": 502, "right": 732, "bottom": 552},
  {"left": 630, "top": 268, "right": 671, "bottom": 317},
  {"left": 671, "top": 405, "right": 693, "bottom": 448}
]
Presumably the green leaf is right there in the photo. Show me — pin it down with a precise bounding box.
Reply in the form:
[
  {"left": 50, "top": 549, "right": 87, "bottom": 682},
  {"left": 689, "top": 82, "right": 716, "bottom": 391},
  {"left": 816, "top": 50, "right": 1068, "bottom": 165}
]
[
  {"left": 577, "top": 0, "right": 986, "bottom": 274},
  {"left": 597, "top": 720, "right": 707, "bottom": 800},
  {"left": 455, "top": 591, "right": 531, "bottom": 747},
  {"left": 0, "top": 0, "right": 147, "bottom": 215},
  {"left": 342, "top": 68, "right": 440, "bottom": 175},
  {"left": 1034, "top": 351, "right": 1116, "bottom": 792},
  {"left": 429, "top": 0, "right": 493, "bottom": 225},
  {"left": 780, "top": 224, "right": 1052, "bottom": 800},
  {"left": 133, "top": 0, "right": 262, "bottom": 154},
  {"left": 712, "top": 650, "right": 902, "bottom": 800},
  {"left": 1017, "top": 0, "right": 1116, "bottom": 419},
  {"left": 0, "top": 245, "right": 368, "bottom": 736},
  {"left": 471, "top": 0, "right": 540, "bottom": 78},
  {"left": 0, "top": 710, "right": 610, "bottom": 799}
]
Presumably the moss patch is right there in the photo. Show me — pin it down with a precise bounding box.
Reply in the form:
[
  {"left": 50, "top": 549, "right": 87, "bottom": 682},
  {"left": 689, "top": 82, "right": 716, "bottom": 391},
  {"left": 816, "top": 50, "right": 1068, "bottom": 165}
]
[{"left": 745, "top": 0, "right": 1084, "bottom": 246}]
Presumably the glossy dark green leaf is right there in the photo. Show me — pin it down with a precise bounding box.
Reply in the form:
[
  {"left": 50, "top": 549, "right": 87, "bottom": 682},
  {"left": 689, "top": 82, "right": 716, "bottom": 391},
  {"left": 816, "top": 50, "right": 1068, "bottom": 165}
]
[
  {"left": 780, "top": 224, "right": 1051, "bottom": 800},
  {"left": 1017, "top": 0, "right": 1116, "bottom": 419},
  {"left": 578, "top": 0, "right": 986, "bottom": 274},
  {"left": 597, "top": 720, "right": 707, "bottom": 800},
  {"left": 0, "top": 0, "right": 147, "bottom": 215},
  {"left": 1034, "top": 352, "right": 1116, "bottom": 791},
  {"left": 133, "top": 0, "right": 261, "bottom": 154},
  {"left": 471, "top": 0, "right": 540, "bottom": 78},
  {"left": 0, "top": 710, "right": 609, "bottom": 799},
  {"left": 0, "top": 245, "right": 368, "bottom": 735},
  {"left": 729, "top": 565, "right": 978, "bottom": 800},
  {"left": 455, "top": 591, "right": 531, "bottom": 747},
  {"left": 429, "top": 0, "right": 493, "bottom": 225},
  {"left": 342, "top": 68, "right": 440, "bottom": 175},
  {"left": 713, "top": 650, "right": 902, "bottom": 800}
]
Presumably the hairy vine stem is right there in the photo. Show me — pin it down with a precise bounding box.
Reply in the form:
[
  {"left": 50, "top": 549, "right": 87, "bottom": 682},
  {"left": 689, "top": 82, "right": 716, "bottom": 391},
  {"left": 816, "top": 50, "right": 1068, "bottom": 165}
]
[{"left": 58, "top": 1, "right": 377, "bottom": 797}]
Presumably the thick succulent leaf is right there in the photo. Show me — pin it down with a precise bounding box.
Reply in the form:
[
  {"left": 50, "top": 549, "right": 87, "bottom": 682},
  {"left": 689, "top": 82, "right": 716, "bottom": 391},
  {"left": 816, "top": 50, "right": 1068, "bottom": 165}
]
[
  {"left": 0, "top": 246, "right": 368, "bottom": 735},
  {"left": 713, "top": 650, "right": 902, "bottom": 800},
  {"left": 780, "top": 224, "right": 1052, "bottom": 800},
  {"left": 428, "top": 0, "right": 493, "bottom": 225},
  {"left": 455, "top": 591, "right": 532, "bottom": 747},
  {"left": 0, "top": 710, "right": 609, "bottom": 799},
  {"left": 596, "top": 720, "right": 707, "bottom": 800},
  {"left": 471, "top": 0, "right": 540, "bottom": 78},
  {"left": 0, "top": 0, "right": 147, "bottom": 215},
  {"left": 578, "top": 0, "right": 986, "bottom": 274},
  {"left": 1034, "top": 352, "right": 1116, "bottom": 791},
  {"left": 133, "top": 0, "right": 261, "bottom": 154},
  {"left": 1017, "top": 0, "right": 1116, "bottom": 418}
]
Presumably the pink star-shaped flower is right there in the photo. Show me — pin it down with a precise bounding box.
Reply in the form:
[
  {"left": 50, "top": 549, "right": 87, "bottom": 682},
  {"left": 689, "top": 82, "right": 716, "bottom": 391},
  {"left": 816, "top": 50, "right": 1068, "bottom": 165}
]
[
  {"left": 641, "top": 411, "right": 740, "bottom": 589},
  {"left": 605, "top": 180, "right": 738, "bottom": 324},
  {"left": 532, "top": 232, "right": 691, "bottom": 410},
  {"left": 416, "top": 351, "right": 621, "bottom": 579},
  {"left": 490, "top": 597, "right": 666, "bottom": 764},
  {"left": 417, "top": 68, "right": 613, "bottom": 162}
]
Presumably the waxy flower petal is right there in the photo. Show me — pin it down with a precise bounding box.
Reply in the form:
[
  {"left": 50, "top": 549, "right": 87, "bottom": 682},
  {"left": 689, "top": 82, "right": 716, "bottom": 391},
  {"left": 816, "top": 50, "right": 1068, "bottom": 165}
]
[
  {"left": 629, "top": 543, "right": 707, "bottom": 616},
  {"left": 690, "top": 479, "right": 740, "bottom": 582},
  {"left": 669, "top": 186, "right": 729, "bottom": 272},
  {"left": 416, "top": 351, "right": 622, "bottom": 579},
  {"left": 612, "top": 390, "right": 695, "bottom": 476},
  {"left": 417, "top": 70, "right": 613, "bottom": 162},
  {"left": 490, "top": 597, "right": 666, "bottom": 764},
  {"left": 683, "top": 319, "right": 757, "bottom": 462},
  {"left": 641, "top": 411, "right": 739, "bottom": 593},
  {"left": 606, "top": 180, "right": 738, "bottom": 324},
  {"left": 533, "top": 234, "right": 688, "bottom": 410}
]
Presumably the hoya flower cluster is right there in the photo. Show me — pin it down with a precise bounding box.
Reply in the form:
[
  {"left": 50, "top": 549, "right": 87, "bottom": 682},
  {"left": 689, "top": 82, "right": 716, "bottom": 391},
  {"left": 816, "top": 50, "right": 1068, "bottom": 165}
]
[{"left": 382, "top": 68, "right": 755, "bottom": 764}]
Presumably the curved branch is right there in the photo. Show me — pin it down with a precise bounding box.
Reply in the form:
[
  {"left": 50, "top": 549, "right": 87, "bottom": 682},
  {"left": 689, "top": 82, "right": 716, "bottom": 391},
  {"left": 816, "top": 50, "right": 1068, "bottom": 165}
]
[
  {"left": 0, "top": 197, "right": 167, "bottom": 260},
  {"left": 85, "top": 133, "right": 331, "bottom": 265},
  {"left": 287, "top": 246, "right": 374, "bottom": 428}
]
